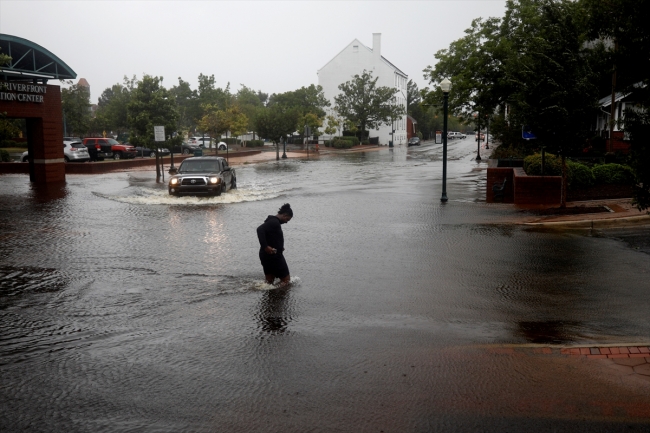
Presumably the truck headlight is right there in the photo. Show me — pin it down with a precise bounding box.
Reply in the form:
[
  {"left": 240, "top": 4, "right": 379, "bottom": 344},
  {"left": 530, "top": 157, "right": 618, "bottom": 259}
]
[
  {"left": 170, "top": 178, "right": 179, "bottom": 185},
  {"left": 210, "top": 177, "right": 219, "bottom": 184}
]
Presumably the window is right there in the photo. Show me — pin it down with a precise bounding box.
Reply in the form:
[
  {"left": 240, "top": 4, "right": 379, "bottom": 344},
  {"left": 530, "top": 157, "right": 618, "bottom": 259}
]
[{"left": 353, "top": 45, "right": 358, "bottom": 53}]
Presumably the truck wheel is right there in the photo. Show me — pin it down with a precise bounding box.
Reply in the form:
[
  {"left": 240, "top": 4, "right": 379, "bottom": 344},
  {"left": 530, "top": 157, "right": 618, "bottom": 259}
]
[
  {"left": 183, "top": 149, "right": 190, "bottom": 155},
  {"left": 113, "top": 152, "right": 122, "bottom": 160}
]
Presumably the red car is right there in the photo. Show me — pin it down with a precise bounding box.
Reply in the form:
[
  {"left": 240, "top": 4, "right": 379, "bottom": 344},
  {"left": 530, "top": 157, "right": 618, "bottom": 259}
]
[{"left": 83, "top": 138, "right": 137, "bottom": 160}]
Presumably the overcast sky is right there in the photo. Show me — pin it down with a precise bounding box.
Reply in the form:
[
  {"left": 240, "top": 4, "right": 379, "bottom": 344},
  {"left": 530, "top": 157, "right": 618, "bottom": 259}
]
[{"left": 1, "top": 0, "right": 507, "bottom": 103}]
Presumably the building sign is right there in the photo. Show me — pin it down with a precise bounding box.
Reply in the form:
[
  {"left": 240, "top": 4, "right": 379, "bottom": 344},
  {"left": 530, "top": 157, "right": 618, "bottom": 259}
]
[{"left": 0, "top": 81, "right": 47, "bottom": 103}]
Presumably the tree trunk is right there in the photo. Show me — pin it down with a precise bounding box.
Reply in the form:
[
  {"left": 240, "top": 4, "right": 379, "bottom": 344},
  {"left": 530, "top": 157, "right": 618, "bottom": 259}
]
[
  {"left": 560, "top": 154, "right": 567, "bottom": 209},
  {"left": 275, "top": 141, "right": 279, "bottom": 161}
]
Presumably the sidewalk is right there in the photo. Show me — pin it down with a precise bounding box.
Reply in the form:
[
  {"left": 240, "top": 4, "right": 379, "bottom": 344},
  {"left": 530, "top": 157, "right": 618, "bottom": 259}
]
[{"left": 513, "top": 198, "right": 650, "bottom": 228}]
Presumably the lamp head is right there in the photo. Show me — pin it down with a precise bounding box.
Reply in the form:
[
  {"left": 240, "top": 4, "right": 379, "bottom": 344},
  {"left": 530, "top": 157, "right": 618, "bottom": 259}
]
[{"left": 440, "top": 78, "right": 452, "bottom": 93}]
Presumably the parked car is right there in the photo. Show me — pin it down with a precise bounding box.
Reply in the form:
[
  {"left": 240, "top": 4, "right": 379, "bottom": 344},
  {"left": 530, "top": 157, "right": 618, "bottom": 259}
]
[
  {"left": 62, "top": 140, "right": 90, "bottom": 162},
  {"left": 21, "top": 140, "right": 90, "bottom": 163},
  {"left": 408, "top": 137, "right": 421, "bottom": 146},
  {"left": 63, "top": 136, "right": 82, "bottom": 142},
  {"left": 168, "top": 156, "right": 237, "bottom": 197},
  {"left": 189, "top": 136, "right": 212, "bottom": 146},
  {"left": 81, "top": 138, "right": 114, "bottom": 161},
  {"left": 172, "top": 142, "right": 201, "bottom": 155},
  {"left": 133, "top": 146, "right": 171, "bottom": 158},
  {"left": 448, "top": 132, "right": 466, "bottom": 140},
  {"left": 215, "top": 141, "right": 228, "bottom": 151}
]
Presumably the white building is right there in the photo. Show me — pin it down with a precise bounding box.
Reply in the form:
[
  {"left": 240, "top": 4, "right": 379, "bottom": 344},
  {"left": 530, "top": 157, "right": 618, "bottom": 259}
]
[{"left": 317, "top": 33, "right": 408, "bottom": 145}]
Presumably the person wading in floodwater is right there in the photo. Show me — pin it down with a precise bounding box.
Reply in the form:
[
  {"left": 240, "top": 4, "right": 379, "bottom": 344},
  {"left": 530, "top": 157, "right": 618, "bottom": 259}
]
[{"left": 257, "top": 203, "right": 293, "bottom": 286}]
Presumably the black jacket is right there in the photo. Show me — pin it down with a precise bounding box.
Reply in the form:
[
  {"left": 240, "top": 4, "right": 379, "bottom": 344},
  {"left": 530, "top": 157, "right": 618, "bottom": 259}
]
[{"left": 257, "top": 216, "right": 284, "bottom": 254}]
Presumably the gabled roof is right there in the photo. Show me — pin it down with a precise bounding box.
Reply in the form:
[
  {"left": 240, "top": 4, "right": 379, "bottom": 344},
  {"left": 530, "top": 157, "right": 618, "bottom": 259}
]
[
  {"left": 599, "top": 82, "right": 646, "bottom": 107},
  {"left": 0, "top": 34, "right": 76, "bottom": 82},
  {"left": 317, "top": 38, "right": 407, "bottom": 77}
]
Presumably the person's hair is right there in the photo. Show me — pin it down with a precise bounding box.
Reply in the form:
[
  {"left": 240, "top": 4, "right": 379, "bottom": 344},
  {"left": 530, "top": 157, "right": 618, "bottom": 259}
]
[{"left": 278, "top": 203, "right": 293, "bottom": 216}]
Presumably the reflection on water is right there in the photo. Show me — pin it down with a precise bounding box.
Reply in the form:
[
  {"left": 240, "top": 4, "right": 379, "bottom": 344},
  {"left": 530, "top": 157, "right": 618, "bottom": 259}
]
[
  {"left": 517, "top": 321, "right": 583, "bottom": 344},
  {"left": 256, "top": 287, "right": 293, "bottom": 334}
]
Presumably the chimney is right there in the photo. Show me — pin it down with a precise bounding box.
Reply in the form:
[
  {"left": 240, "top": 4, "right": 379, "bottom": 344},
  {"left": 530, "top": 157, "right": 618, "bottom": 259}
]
[{"left": 373, "top": 33, "right": 381, "bottom": 60}]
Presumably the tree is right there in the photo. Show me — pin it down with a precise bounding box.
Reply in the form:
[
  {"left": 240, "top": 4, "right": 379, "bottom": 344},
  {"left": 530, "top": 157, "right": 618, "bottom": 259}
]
[
  {"left": 169, "top": 77, "right": 199, "bottom": 135},
  {"left": 92, "top": 76, "right": 136, "bottom": 137},
  {"left": 127, "top": 75, "right": 178, "bottom": 148},
  {"left": 505, "top": 0, "right": 598, "bottom": 206},
  {"left": 254, "top": 105, "right": 299, "bottom": 160},
  {"left": 584, "top": 0, "right": 650, "bottom": 210},
  {"left": 199, "top": 105, "right": 249, "bottom": 146},
  {"left": 268, "top": 84, "right": 329, "bottom": 118},
  {"left": 423, "top": 16, "right": 505, "bottom": 123},
  {"left": 334, "top": 70, "right": 405, "bottom": 139},
  {"left": 323, "top": 114, "right": 340, "bottom": 138},
  {"left": 61, "top": 81, "right": 92, "bottom": 137}
]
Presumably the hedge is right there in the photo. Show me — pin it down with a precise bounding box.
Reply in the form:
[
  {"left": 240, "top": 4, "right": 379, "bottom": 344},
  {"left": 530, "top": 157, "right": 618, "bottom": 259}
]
[
  {"left": 0, "top": 149, "right": 10, "bottom": 162},
  {"left": 332, "top": 138, "right": 354, "bottom": 149},
  {"left": 0, "top": 140, "right": 24, "bottom": 148},
  {"left": 245, "top": 140, "right": 264, "bottom": 147},
  {"left": 340, "top": 136, "right": 359, "bottom": 146},
  {"left": 523, "top": 153, "right": 562, "bottom": 176},
  {"left": 524, "top": 153, "right": 635, "bottom": 188},
  {"left": 222, "top": 138, "right": 240, "bottom": 145},
  {"left": 592, "top": 163, "right": 636, "bottom": 185}
]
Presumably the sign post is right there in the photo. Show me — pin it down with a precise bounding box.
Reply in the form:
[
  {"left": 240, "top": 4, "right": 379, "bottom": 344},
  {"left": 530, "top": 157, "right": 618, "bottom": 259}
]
[{"left": 154, "top": 126, "right": 165, "bottom": 180}]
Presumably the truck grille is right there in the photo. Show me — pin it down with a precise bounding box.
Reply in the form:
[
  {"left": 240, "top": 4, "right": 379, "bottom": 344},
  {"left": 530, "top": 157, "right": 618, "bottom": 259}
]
[{"left": 181, "top": 178, "right": 206, "bottom": 186}]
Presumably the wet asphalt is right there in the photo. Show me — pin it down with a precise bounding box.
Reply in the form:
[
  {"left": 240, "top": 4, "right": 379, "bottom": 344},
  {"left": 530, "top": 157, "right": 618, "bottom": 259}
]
[{"left": 1, "top": 138, "right": 650, "bottom": 432}]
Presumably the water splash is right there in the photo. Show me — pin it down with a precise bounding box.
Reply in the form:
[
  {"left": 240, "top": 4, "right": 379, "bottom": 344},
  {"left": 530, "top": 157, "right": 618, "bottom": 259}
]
[{"left": 92, "top": 186, "right": 288, "bottom": 206}]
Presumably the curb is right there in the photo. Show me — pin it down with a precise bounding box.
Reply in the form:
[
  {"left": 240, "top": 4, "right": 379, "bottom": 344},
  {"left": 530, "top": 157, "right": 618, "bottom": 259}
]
[{"left": 523, "top": 214, "right": 650, "bottom": 228}]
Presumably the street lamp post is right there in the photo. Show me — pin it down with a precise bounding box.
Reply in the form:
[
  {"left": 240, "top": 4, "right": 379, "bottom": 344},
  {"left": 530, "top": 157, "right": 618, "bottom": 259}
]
[
  {"left": 282, "top": 137, "right": 287, "bottom": 159},
  {"left": 476, "top": 111, "right": 481, "bottom": 161},
  {"left": 440, "top": 78, "right": 451, "bottom": 203}
]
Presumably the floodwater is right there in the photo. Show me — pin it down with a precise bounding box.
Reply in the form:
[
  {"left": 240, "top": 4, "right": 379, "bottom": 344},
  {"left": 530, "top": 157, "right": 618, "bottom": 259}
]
[{"left": 2, "top": 140, "right": 650, "bottom": 432}]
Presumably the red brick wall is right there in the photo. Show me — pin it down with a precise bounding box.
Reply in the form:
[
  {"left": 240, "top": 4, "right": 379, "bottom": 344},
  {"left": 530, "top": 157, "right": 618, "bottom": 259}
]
[
  {"left": 513, "top": 168, "right": 561, "bottom": 205},
  {"left": 486, "top": 168, "right": 514, "bottom": 202},
  {"left": 487, "top": 166, "right": 561, "bottom": 205},
  {"left": 608, "top": 131, "right": 630, "bottom": 154},
  {"left": 0, "top": 84, "right": 65, "bottom": 183}
]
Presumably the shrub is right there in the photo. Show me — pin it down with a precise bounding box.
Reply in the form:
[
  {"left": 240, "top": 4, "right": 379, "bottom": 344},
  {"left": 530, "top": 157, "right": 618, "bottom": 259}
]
[
  {"left": 332, "top": 138, "right": 354, "bottom": 149},
  {"left": 340, "top": 136, "right": 359, "bottom": 146},
  {"left": 223, "top": 138, "right": 240, "bottom": 145},
  {"left": 0, "top": 149, "right": 10, "bottom": 162},
  {"left": 246, "top": 140, "right": 264, "bottom": 147},
  {"left": 0, "top": 140, "right": 19, "bottom": 148},
  {"left": 361, "top": 139, "right": 369, "bottom": 145},
  {"left": 523, "top": 153, "right": 562, "bottom": 176},
  {"left": 592, "top": 163, "right": 636, "bottom": 185},
  {"left": 566, "top": 160, "right": 595, "bottom": 189}
]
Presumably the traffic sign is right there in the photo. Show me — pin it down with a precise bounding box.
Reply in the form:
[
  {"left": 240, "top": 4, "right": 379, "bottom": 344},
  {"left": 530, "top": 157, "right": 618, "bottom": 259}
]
[{"left": 154, "top": 126, "right": 165, "bottom": 142}]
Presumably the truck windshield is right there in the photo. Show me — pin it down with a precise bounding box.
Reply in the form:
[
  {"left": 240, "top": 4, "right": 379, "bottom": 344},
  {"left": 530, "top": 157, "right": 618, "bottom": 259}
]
[{"left": 179, "top": 160, "right": 220, "bottom": 173}]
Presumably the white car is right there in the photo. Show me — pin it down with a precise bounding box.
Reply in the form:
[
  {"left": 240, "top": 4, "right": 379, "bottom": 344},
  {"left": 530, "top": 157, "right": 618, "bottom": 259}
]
[
  {"left": 447, "top": 132, "right": 466, "bottom": 140},
  {"left": 22, "top": 140, "right": 90, "bottom": 163},
  {"left": 189, "top": 136, "right": 215, "bottom": 147}
]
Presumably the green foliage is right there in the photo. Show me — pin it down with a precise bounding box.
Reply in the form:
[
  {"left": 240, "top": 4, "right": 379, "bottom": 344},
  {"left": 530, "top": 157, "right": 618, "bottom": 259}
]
[
  {"left": 340, "top": 136, "right": 359, "bottom": 146},
  {"left": 246, "top": 140, "right": 264, "bottom": 147},
  {"left": 92, "top": 76, "right": 135, "bottom": 136},
  {"left": 268, "top": 84, "right": 329, "bottom": 118},
  {"left": 61, "top": 81, "right": 92, "bottom": 136},
  {"left": 0, "top": 140, "right": 21, "bottom": 148},
  {"left": 0, "top": 118, "right": 22, "bottom": 142},
  {"left": 127, "top": 75, "right": 178, "bottom": 148},
  {"left": 566, "top": 160, "right": 595, "bottom": 188},
  {"left": 592, "top": 164, "right": 636, "bottom": 185},
  {"left": 334, "top": 70, "right": 405, "bottom": 137},
  {"left": 254, "top": 105, "right": 299, "bottom": 144},
  {"left": 331, "top": 138, "right": 354, "bottom": 149},
  {"left": 0, "top": 149, "right": 10, "bottom": 162},
  {"left": 0, "top": 47, "right": 11, "bottom": 66},
  {"left": 223, "top": 138, "right": 239, "bottom": 145},
  {"left": 524, "top": 153, "right": 562, "bottom": 176}
]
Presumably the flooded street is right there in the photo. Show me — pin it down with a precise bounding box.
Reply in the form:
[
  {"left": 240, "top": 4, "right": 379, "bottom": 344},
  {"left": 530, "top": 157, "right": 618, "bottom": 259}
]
[{"left": 2, "top": 140, "right": 650, "bottom": 432}]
